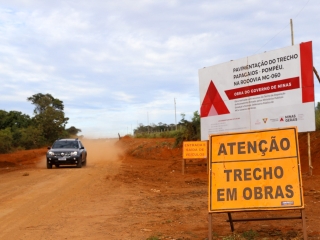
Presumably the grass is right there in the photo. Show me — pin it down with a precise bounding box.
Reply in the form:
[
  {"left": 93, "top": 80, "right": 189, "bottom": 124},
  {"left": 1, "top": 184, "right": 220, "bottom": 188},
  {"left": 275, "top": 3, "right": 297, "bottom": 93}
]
[
  {"left": 156, "top": 141, "right": 173, "bottom": 148},
  {"left": 146, "top": 230, "right": 259, "bottom": 240},
  {"left": 241, "top": 230, "right": 259, "bottom": 239},
  {"left": 146, "top": 237, "right": 160, "bottom": 240},
  {"left": 212, "top": 230, "right": 259, "bottom": 240},
  {"left": 135, "top": 130, "right": 182, "bottom": 139},
  {"left": 145, "top": 231, "right": 164, "bottom": 240}
]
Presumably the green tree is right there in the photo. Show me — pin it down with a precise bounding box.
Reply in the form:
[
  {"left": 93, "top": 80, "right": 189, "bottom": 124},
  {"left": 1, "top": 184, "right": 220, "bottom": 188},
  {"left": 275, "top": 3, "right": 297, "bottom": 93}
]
[
  {"left": 0, "top": 110, "right": 33, "bottom": 148},
  {"left": 191, "top": 110, "right": 200, "bottom": 139},
  {"left": 0, "top": 110, "right": 31, "bottom": 130},
  {"left": 27, "top": 93, "right": 69, "bottom": 143},
  {"left": 27, "top": 93, "right": 64, "bottom": 115},
  {"left": 0, "top": 128, "right": 13, "bottom": 153},
  {"left": 18, "top": 126, "right": 45, "bottom": 149},
  {"left": 66, "top": 126, "right": 82, "bottom": 136},
  {"left": 0, "top": 110, "right": 8, "bottom": 129},
  {"left": 174, "top": 111, "right": 200, "bottom": 147}
]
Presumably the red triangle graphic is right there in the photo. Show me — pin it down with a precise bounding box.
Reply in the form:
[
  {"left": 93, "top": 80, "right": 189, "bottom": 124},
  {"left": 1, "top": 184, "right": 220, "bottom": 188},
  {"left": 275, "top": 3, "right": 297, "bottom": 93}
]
[{"left": 200, "top": 81, "right": 230, "bottom": 117}]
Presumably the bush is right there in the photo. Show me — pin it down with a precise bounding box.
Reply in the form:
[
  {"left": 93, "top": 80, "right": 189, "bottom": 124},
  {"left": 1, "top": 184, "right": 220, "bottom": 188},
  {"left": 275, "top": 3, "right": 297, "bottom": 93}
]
[
  {"left": 133, "top": 111, "right": 201, "bottom": 148},
  {"left": 18, "top": 126, "right": 46, "bottom": 149},
  {"left": 135, "top": 130, "right": 181, "bottom": 139},
  {"left": 173, "top": 111, "right": 200, "bottom": 147},
  {"left": 0, "top": 128, "right": 13, "bottom": 153}
]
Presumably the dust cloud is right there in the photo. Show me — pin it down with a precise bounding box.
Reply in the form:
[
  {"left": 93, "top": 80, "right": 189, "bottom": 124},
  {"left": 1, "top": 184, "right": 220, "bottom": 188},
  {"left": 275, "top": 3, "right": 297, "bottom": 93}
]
[
  {"left": 36, "top": 138, "right": 124, "bottom": 168},
  {"left": 81, "top": 139, "right": 124, "bottom": 164},
  {"left": 36, "top": 157, "right": 48, "bottom": 168}
]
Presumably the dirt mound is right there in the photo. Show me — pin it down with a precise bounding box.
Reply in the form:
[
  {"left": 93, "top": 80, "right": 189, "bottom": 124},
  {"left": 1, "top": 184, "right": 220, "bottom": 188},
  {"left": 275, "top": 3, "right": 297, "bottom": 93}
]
[
  {"left": 117, "top": 137, "right": 181, "bottom": 160},
  {"left": 118, "top": 133, "right": 320, "bottom": 174},
  {"left": 0, "top": 147, "right": 47, "bottom": 173},
  {"left": 0, "top": 161, "right": 17, "bottom": 168}
]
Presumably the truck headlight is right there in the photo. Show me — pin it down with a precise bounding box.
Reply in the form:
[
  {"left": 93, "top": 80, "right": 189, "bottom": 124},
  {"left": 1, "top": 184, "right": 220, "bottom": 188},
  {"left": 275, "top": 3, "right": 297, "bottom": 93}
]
[{"left": 71, "top": 151, "right": 78, "bottom": 156}]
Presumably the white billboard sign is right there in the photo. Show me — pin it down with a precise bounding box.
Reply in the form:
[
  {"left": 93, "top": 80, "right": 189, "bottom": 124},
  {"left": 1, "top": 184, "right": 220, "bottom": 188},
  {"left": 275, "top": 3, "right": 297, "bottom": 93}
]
[{"left": 199, "top": 42, "right": 315, "bottom": 140}]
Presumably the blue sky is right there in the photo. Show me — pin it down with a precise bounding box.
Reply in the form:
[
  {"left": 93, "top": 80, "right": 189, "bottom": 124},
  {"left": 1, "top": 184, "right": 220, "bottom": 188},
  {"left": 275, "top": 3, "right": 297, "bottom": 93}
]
[{"left": 0, "top": 0, "right": 319, "bottom": 138}]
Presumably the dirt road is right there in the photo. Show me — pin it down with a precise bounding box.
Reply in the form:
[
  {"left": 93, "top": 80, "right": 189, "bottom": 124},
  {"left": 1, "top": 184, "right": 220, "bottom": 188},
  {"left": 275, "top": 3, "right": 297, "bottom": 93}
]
[
  {"left": 0, "top": 140, "right": 134, "bottom": 240},
  {"left": 1, "top": 136, "right": 320, "bottom": 239}
]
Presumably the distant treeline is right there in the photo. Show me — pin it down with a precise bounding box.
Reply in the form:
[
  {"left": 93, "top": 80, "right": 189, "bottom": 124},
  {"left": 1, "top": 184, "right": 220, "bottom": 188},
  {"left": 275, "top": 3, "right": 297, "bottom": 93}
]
[
  {"left": 133, "top": 102, "right": 320, "bottom": 147},
  {"left": 133, "top": 111, "right": 201, "bottom": 147},
  {"left": 3, "top": 98, "right": 320, "bottom": 153}
]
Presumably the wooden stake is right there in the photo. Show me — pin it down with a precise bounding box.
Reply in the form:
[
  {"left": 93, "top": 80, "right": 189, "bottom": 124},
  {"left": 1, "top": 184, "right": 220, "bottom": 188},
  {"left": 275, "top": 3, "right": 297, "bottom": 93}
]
[
  {"left": 208, "top": 213, "right": 212, "bottom": 240},
  {"left": 301, "top": 209, "right": 308, "bottom": 240},
  {"left": 308, "top": 133, "right": 312, "bottom": 175},
  {"left": 182, "top": 159, "right": 185, "bottom": 174}
]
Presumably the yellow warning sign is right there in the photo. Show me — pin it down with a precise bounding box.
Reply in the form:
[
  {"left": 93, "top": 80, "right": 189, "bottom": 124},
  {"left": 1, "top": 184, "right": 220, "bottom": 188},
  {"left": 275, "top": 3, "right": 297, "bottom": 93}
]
[
  {"left": 183, "top": 141, "right": 208, "bottom": 159},
  {"left": 209, "top": 127, "right": 304, "bottom": 212}
]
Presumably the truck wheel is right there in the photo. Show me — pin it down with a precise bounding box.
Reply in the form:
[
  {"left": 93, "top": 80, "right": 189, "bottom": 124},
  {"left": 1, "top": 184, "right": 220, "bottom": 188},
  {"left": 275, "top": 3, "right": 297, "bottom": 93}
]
[
  {"left": 77, "top": 158, "right": 82, "bottom": 168},
  {"left": 47, "top": 162, "right": 52, "bottom": 169}
]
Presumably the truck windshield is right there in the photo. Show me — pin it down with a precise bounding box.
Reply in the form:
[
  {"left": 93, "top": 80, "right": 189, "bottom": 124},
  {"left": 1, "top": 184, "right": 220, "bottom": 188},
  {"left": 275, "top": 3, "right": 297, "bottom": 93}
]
[{"left": 52, "top": 141, "right": 78, "bottom": 149}]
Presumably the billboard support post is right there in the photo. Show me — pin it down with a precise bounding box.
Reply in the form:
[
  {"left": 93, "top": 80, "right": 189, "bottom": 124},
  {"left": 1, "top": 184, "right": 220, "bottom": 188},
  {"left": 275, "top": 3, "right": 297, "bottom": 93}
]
[
  {"left": 308, "top": 133, "right": 313, "bottom": 175},
  {"left": 208, "top": 213, "right": 212, "bottom": 240}
]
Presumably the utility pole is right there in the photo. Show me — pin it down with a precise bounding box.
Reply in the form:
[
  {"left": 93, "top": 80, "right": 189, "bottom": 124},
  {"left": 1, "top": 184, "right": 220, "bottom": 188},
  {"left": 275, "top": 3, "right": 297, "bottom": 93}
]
[
  {"left": 174, "top": 98, "right": 177, "bottom": 130},
  {"left": 290, "top": 19, "right": 294, "bottom": 46},
  {"left": 147, "top": 111, "right": 149, "bottom": 134}
]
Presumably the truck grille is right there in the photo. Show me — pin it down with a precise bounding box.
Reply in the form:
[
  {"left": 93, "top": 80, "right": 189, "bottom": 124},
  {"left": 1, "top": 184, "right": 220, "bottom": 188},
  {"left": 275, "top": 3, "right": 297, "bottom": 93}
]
[{"left": 53, "top": 152, "right": 72, "bottom": 157}]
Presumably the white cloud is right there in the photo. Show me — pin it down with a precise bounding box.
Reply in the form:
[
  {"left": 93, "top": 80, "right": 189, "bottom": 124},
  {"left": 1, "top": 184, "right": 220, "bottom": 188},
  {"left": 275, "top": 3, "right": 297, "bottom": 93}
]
[
  {"left": 112, "top": 91, "right": 135, "bottom": 103},
  {"left": 0, "top": 0, "right": 319, "bottom": 137}
]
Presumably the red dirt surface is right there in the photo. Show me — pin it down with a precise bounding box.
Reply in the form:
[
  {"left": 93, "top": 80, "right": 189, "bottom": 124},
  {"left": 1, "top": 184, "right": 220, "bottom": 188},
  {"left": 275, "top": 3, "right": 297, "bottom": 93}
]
[{"left": 0, "top": 133, "right": 320, "bottom": 239}]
